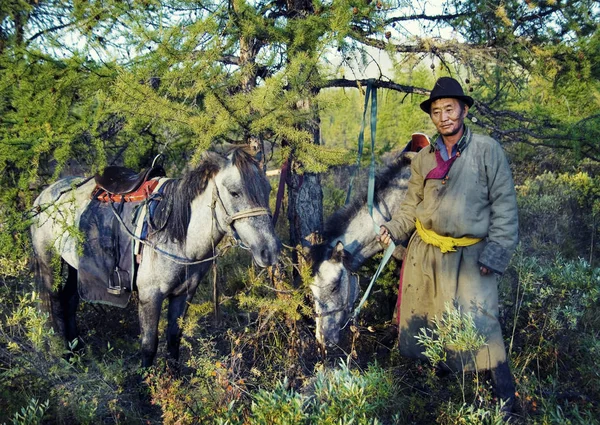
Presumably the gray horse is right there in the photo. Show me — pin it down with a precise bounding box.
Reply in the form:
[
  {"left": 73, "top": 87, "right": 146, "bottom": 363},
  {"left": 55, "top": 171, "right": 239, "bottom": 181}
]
[
  {"left": 31, "top": 147, "right": 281, "bottom": 367},
  {"left": 308, "top": 149, "right": 419, "bottom": 346}
]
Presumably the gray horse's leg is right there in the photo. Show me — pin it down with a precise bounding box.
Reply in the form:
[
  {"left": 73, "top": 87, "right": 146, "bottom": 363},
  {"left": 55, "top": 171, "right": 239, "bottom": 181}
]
[
  {"left": 63, "top": 265, "right": 81, "bottom": 350},
  {"left": 166, "top": 270, "right": 202, "bottom": 363},
  {"left": 34, "top": 253, "right": 68, "bottom": 341},
  {"left": 166, "top": 293, "right": 191, "bottom": 362},
  {"left": 138, "top": 294, "right": 163, "bottom": 368},
  {"left": 35, "top": 256, "right": 82, "bottom": 352}
]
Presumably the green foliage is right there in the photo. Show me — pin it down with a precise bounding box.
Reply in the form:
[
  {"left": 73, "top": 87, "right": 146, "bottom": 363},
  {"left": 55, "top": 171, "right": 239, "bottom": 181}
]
[
  {"left": 2, "top": 398, "right": 49, "bottom": 425},
  {"left": 0, "top": 1, "right": 599, "bottom": 423},
  {"left": 517, "top": 171, "right": 600, "bottom": 263},
  {"left": 309, "top": 362, "right": 396, "bottom": 424},
  {"left": 506, "top": 252, "right": 600, "bottom": 373},
  {"left": 436, "top": 400, "right": 507, "bottom": 425},
  {"left": 245, "top": 361, "right": 398, "bottom": 425},
  {"left": 248, "top": 378, "right": 307, "bottom": 425},
  {"left": 416, "top": 303, "right": 487, "bottom": 370}
]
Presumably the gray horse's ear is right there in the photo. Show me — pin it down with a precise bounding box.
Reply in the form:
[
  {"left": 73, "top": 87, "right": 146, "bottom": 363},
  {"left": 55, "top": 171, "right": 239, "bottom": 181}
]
[
  {"left": 201, "top": 150, "right": 227, "bottom": 167},
  {"left": 331, "top": 241, "right": 345, "bottom": 263},
  {"left": 210, "top": 142, "right": 235, "bottom": 155},
  {"left": 305, "top": 231, "right": 323, "bottom": 246}
]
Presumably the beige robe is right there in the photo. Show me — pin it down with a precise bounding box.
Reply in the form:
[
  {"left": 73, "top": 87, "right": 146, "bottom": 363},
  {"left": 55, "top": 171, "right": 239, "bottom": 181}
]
[{"left": 384, "top": 128, "right": 518, "bottom": 372}]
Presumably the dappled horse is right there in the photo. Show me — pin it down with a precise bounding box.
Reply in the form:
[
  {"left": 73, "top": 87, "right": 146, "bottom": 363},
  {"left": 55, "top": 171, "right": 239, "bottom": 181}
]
[
  {"left": 308, "top": 135, "right": 428, "bottom": 346},
  {"left": 31, "top": 147, "right": 281, "bottom": 367}
]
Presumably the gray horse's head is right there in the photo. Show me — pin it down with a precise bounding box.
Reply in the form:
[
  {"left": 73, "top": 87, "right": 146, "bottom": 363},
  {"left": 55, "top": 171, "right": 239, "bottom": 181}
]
[
  {"left": 160, "top": 147, "right": 281, "bottom": 267},
  {"left": 212, "top": 149, "right": 281, "bottom": 267},
  {"left": 309, "top": 241, "right": 359, "bottom": 345}
]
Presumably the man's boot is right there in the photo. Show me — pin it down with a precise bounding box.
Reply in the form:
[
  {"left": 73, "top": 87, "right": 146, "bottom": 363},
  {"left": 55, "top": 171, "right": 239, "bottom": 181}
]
[{"left": 491, "top": 361, "right": 516, "bottom": 420}]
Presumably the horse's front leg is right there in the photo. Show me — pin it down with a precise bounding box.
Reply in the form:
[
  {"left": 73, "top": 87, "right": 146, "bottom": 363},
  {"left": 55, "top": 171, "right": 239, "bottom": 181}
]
[
  {"left": 166, "top": 293, "right": 189, "bottom": 363},
  {"left": 166, "top": 269, "right": 202, "bottom": 363},
  {"left": 138, "top": 292, "right": 163, "bottom": 368}
]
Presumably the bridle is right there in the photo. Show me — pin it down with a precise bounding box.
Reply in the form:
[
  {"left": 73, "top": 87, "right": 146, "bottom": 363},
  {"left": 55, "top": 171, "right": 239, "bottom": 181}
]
[
  {"left": 211, "top": 184, "right": 271, "bottom": 242},
  {"left": 313, "top": 269, "right": 358, "bottom": 320}
]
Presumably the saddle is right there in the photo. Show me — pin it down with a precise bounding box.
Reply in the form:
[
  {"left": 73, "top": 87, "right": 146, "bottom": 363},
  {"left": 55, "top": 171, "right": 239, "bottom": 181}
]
[{"left": 93, "top": 165, "right": 166, "bottom": 202}]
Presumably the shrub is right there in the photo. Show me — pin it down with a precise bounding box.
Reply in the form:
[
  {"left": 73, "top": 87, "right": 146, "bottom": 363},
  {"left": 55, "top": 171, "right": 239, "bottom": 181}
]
[
  {"left": 517, "top": 171, "right": 600, "bottom": 264},
  {"left": 2, "top": 398, "right": 49, "bottom": 425},
  {"left": 227, "top": 362, "right": 399, "bottom": 425}
]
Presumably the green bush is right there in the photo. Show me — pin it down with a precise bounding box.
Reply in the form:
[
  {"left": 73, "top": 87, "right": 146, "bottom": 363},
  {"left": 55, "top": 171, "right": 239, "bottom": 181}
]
[
  {"left": 517, "top": 171, "right": 600, "bottom": 264},
  {"left": 245, "top": 361, "right": 398, "bottom": 425},
  {"left": 2, "top": 398, "right": 49, "bottom": 425}
]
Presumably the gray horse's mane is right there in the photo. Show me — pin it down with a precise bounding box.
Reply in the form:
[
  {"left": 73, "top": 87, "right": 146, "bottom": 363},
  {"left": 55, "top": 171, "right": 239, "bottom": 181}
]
[
  {"left": 323, "top": 153, "right": 412, "bottom": 241},
  {"left": 152, "top": 147, "right": 266, "bottom": 243},
  {"left": 309, "top": 153, "right": 412, "bottom": 267}
]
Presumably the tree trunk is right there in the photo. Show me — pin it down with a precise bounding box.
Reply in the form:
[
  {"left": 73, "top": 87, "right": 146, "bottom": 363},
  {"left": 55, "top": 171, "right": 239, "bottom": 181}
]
[{"left": 287, "top": 99, "right": 323, "bottom": 251}]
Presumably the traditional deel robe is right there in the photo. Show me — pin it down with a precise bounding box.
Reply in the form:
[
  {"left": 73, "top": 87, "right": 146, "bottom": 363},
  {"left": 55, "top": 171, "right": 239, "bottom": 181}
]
[{"left": 383, "top": 126, "right": 518, "bottom": 372}]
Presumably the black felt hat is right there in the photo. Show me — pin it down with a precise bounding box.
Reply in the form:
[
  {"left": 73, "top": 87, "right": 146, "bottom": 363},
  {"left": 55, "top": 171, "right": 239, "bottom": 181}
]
[{"left": 420, "top": 77, "right": 474, "bottom": 113}]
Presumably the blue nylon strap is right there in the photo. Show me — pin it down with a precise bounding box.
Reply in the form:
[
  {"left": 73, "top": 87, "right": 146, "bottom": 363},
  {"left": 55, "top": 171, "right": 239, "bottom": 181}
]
[
  {"left": 351, "top": 239, "right": 395, "bottom": 321},
  {"left": 349, "top": 81, "right": 396, "bottom": 321},
  {"left": 345, "top": 81, "right": 372, "bottom": 205},
  {"left": 367, "top": 83, "right": 377, "bottom": 216},
  {"left": 340, "top": 79, "right": 396, "bottom": 323}
]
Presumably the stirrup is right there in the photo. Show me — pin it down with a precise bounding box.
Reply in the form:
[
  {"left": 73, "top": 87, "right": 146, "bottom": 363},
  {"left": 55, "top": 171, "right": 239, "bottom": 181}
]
[{"left": 108, "top": 268, "right": 128, "bottom": 295}]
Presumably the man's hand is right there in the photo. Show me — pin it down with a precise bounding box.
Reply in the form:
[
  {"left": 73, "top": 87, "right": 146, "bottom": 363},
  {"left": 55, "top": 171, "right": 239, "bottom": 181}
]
[
  {"left": 479, "top": 266, "right": 492, "bottom": 276},
  {"left": 377, "top": 226, "right": 393, "bottom": 247}
]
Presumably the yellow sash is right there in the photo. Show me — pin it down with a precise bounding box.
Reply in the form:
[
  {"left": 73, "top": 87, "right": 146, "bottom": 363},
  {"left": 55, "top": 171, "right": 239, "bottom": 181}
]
[{"left": 415, "top": 219, "right": 482, "bottom": 253}]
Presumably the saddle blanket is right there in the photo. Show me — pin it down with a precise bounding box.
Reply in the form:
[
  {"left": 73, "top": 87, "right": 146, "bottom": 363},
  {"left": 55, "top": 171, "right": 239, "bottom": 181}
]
[
  {"left": 78, "top": 199, "right": 138, "bottom": 307},
  {"left": 77, "top": 178, "right": 167, "bottom": 307}
]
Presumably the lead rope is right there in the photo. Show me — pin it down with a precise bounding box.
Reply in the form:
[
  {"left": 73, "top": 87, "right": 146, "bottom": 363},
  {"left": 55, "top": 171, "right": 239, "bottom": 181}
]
[{"left": 342, "top": 80, "right": 397, "bottom": 329}]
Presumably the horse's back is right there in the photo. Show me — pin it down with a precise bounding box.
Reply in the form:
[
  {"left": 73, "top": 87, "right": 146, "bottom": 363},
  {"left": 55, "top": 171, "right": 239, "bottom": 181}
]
[{"left": 31, "top": 176, "right": 96, "bottom": 268}]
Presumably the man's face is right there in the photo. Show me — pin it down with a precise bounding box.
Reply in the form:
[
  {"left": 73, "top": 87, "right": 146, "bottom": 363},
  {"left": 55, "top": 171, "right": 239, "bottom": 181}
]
[{"left": 430, "top": 98, "right": 468, "bottom": 137}]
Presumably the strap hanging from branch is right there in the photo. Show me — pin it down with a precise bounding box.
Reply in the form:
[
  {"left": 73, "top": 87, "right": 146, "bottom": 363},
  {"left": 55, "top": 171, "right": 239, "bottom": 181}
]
[
  {"left": 367, "top": 83, "right": 377, "bottom": 216},
  {"left": 345, "top": 79, "right": 377, "bottom": 205},
  {"left": 342, "top": 80, "right": 398, "bottom": 324}
]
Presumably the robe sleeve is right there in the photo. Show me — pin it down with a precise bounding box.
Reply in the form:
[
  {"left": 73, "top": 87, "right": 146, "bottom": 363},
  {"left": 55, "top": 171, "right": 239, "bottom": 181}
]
[
  {"left": 477, "top": 141, "right": 519, "bottom": 275},
  {"left": 381, "top": 151, "right": 424, "bottom": 243}
]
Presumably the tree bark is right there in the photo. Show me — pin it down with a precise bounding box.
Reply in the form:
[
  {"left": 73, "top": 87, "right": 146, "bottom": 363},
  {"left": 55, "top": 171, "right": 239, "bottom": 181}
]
[{"left": 287, "top": 99, "right": 323, "bottom": 253}]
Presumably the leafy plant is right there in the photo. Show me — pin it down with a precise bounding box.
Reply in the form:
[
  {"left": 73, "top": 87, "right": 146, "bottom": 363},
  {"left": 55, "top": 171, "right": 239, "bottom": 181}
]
[{"left": 2, "top": 398, "right": 49, "bottom": 425}]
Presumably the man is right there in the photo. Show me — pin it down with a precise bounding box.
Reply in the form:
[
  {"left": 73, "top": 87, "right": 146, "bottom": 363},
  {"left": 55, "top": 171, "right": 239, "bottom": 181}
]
[{"left": 378, "top": 77, "right": 518, "bottom": 412}]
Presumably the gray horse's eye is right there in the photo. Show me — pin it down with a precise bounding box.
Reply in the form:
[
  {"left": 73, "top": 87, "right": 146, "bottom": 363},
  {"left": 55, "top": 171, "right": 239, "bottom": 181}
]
[{"left": 230, "top": 190, "right": 240, "bottom": 198}]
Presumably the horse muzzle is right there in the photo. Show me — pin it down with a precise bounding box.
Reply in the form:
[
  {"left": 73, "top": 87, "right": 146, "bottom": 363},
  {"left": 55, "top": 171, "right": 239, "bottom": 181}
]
[{"left": 251, "top": 238, "right": 281, "bottom": 267}]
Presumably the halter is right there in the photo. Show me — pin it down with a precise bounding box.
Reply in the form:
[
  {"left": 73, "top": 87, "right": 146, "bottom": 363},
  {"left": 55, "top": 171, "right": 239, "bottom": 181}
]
[
  {"left": 313, "top": 270, "right": 358, "bottom": 319},
  {"left": 211, "top": 184, "right": 271, "bottom": 240}
]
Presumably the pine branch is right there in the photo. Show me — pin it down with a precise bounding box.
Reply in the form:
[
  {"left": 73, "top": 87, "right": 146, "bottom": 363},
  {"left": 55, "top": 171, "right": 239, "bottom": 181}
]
[
  {"left": 27, "top": 21, "right": 76, "bottom": 44},
  {"left": 320, "top": 78, "right": 599, "bottom": 162},
  {"left": 349, "top": 27, "right": 493, "bottom": 55},
  {"left": 383, "top": 12, "right": 468, "bottom": 26},
  {"left": 320, "top": 78, "right": 429, "bottom": 96}
]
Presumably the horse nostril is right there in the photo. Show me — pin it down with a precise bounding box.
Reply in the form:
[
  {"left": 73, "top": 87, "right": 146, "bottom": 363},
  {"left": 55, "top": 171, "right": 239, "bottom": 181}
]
[{"left": 261, "top": 248, "right": 275, "bottom": 266}]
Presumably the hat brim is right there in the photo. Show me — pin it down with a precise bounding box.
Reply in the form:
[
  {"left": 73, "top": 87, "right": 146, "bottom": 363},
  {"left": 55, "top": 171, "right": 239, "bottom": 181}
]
[{"left": 420, "top": 95, "right": 474, "bottom": 114}]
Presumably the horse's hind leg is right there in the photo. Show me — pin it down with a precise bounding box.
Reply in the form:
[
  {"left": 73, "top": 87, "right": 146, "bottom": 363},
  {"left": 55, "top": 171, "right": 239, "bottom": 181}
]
[
  {"left": 34, "top": 253, "right": 67, "bottom": 338},
  {"left": 63, "top": 264, "right": 82, "bottom": 350},
  {"left": 34, "top": 254, "right": 81, "bottom": 350}
]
